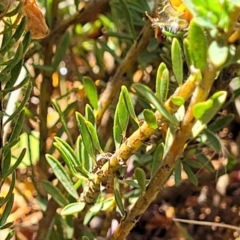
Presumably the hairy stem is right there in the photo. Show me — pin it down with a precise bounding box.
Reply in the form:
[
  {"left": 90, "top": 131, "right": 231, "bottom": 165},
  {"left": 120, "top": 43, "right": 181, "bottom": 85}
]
[{"left": 109, "top": 61, "right": 217, "bottom": 239}]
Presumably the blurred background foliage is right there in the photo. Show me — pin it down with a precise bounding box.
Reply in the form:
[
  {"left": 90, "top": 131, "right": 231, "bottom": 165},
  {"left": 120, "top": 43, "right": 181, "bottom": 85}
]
[{"left": 1, "top": 0, "right": 240, "bottom": 240}]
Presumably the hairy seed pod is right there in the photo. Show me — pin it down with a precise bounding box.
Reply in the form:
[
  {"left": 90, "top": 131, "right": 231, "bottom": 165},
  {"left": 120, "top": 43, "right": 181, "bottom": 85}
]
[{"left": 23, "top": 0, "right": 49, "bottom": 39}]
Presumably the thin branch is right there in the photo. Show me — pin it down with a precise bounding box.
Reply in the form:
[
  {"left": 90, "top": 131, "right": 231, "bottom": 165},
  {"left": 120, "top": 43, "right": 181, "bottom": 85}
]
[
  {"left": 173, "top": 218, "right": 240, "bottom": 232},
  {"left": 95, "top": 19, "right": 153, "bottom": 125},
  {"left": 109, "top": 61, "right": 218, "bottom": 240},
  {"left": 81, "top": 71, "right": 199, "bottom": 204},
  {"left": 35, "top": 198, "right": 59, "bottom": 240}
]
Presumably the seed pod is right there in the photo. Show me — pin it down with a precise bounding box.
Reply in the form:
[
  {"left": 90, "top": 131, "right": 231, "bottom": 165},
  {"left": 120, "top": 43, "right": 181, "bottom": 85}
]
[{"left": 23, "top": 0, "right": 49, "bottom": 39}]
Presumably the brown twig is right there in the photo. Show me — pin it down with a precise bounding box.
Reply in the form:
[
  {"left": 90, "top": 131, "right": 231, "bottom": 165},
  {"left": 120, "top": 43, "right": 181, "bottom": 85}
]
[
  {"left": 35, "top": 198, "right": 59, "bottom": 240},
  {"left": 109, "top": 61, "right": 218, "bottom": 239},
  {"left": 81, "top": 71, "right": 199, "bottom": 205},
  {"left": 95, "top": 19, "right": 153, "bottom": 125},
  {"left": 173, "top": 218, "right": 240, "bottom": 232}
]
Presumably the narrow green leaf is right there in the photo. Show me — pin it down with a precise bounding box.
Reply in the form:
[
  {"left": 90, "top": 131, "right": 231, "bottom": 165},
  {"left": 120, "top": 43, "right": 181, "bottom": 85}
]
[
  {"left": 93, "top": 41, "right": 105, "bottom": 73},
  {"left": 164, "top": 124, "right": 177, "bottom": 157},
  {"left": 82, "top": 237, "right": 90, "bottom": 240},
  {"left": 76, "top": 136, "right": 92, "bottom": 173},
  {"left": 61, "top": 202, "right": 86, "bottom": 215},
  {"left": 52, "top": 99, "right": 73, "bottom": 145},
  {"left": 85, "top": 121, "right": 103, "bottom": 154},
  {"left": 0, "top": 173, "right": 15, "bottom": 207},
  {"left": 2, "top": 138, "right": 20, "bottom": 152},
  {"left": 143, "top": 109, "right": 158, "bottom": 129},
  {"left": 0, "top": 32, "right": 14, "bottom": 55},
  {"left": 113, "top": 90, "right": 129, "bottom": 148},
  {"left": 52, "top": 31, "right": 71, "bottom": 70},
  {"left": 8, "top": 110, "right": 25, "bottom": 142},
  {"left": 197, "top": 152, "right": 215, "bottom": 172},
  {"left": 119, "top": 0, "right": 136, "bottom": 40},
  {"left": 151, "top": 143, "right": 164, "bottom": 178},
  {"left": 0, "top": 72, "right": 11, "bottom": 83},
  {"left": 183, "top": 158, "right": 203, "bottom": 169},
  {"left": 22, "top": 31, "right": 32, "bottom": 54},
  {"left": 182, "top": 163, "right": 198, "bottom": 186},
  {"left": 208, "top": 114, "right": 234, "bottom": 132},
  {"left": 90, "top": 202, "right": 103, "bottom": 213},
  {"left": 76, "top": 112, "right": 95, "bottom": 160},
  {"left": 114, "top": 189, "right": 125, "bottom": 216},
  {"left": 135, "top": 167, "right": 146, "bottom": 191},
  {"left": 133, "top": 83, "right": 178, "bottom": 125},
  {"left": 0, "top": 194, "right": 14, "bottom": 226},
  {"left": 183, "top": 38, "right": 193, "bottom": 68},
  {"left": 101, "top": 197, "right": 115, "bottom": 211},
  {"left": 172, "top": 38, "right": 183, "bottom": 85},
  {"left": 32, "top": 64, "right": 54, "bottom": 72},
  {"left": 54, "top": 137, "right": 89, "bottom": 180},
  {"left": 113, "top": 116, "right": 122, "bottom": 149},
  {"left": 0, "top": 222, "right": 14, "bottom": 230},
  {"left": 160, "top": 69, "right": 170, "bottom": 102},
  {"left": 42, "top": 180, "right": 69, "bottom": 207},
  {"left": 116, "top": 90, "right": 129, "bottom": 135},
  {"left": 123, "top": 179, "right": 140, "bottom": 188},
  {"left": 4, "top": 229, "right": 14, "bottom": 240},
  {"left": 80, "top": 139, "right": 93, "bottom": 173},
  {"left": 3, "top": 61, "right": 24, "bottom": 93},
  {"left": 85, "top": 104, "right": 95, "bottom": 126},
  {"left": 122, "top": 86, "right": 139, "bottom": 124},
  {"left": 2, "top": 43, "right": 23, "bottom": 73},
  {"left": 174, "top": 160, "right": 182, "bottom": 186},
  {"left": 156, "top": 62, "right": 168, "bottom": 102},
  {"left": 3, "top": 81, "right": 32, "bottom": 126},
  {"left": 208, "top": 40, "right": 228, "bottom": 68},
  {"left": 46, "top": 154, "right": 78, "bottom": 199},
  {"left": 83, "top": 77, "right": 98, "bottom": 110},
  {"left": 191, "top": 91, "right": 227, "bottom": 137},
  {"left": 3, "top": 76, "right": 30, "bottom": 95},
  {"left": 5, "top": 1, "right": 23, "bottom": 17},
  {"left": 188, "top": 21, "right": 207, "bottom": 70},
  {"left": 2, "top": 149, "right": 26, "bottom": 179},
  {"left": 1, "top": 150, "right": 11, "bottom": 179},
  {"left": 12, "top": 17, "right": 26, "bottom": 41},
  {"left": 201, "top": 128, "right": 222, "bottom": 151}
]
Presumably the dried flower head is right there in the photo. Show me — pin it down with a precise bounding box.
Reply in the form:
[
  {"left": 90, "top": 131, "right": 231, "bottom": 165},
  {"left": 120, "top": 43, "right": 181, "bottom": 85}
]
[
  {"left": 146, "top": 0, "right": 191, "bottom": 41},
  {"left": 23, "top": 0, "right": 49, "bottom": 39}
]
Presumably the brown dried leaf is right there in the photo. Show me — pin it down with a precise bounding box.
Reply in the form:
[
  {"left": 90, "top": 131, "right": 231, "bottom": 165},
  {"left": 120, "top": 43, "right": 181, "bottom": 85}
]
[{"left": 23, "top": 0, "right": 49, "bottom": 39}]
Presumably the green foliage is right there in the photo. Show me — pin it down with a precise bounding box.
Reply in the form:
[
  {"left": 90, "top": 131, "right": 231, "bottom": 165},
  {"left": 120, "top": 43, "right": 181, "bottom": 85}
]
[
  {"left": 133, "top": 83, "right": 178, "bottom": 125},
  {"left": 1, "top": 0, "right": 240, "bottom": 239},
  {"left": 46, "top": 154, "right": 79, "bottom": 199},
  {"left": 113, "top": 88, "right": 130, "bottom": 148},
  {"left": 171, "top": 38, "right": 183, "bottom": 85},
  {"left": 83, "top": 77, "right": 99, "bottom": 110},
  {"left": 156, "top": 62, "right": 169, "bottom": 102},
  {"left": 0, "top": 2, "right": 31, "bottom": 238}
]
